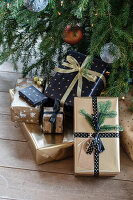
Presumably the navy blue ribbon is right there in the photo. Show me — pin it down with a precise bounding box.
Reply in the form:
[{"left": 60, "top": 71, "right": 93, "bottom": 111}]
[
  {"left": 87, "top": 97, "right": 105, "bottom": 176},
  {"left": 86, "top": 97, "right": 105, "bottom": 176},
  {"left": 49, "top": 99, "right": 61, "bottom": 133},
  {"left": 86, "top": 101, "right": 105, "bottom": 155},
  {"left": 39, "top": 98, "right": 61, "bottom": 132},
  {"left": 74, "top": 131, "right": 119, "bottom": 176}
]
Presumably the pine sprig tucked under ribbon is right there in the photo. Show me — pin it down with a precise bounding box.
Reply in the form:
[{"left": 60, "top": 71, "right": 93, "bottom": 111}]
[
  {"left": 80, "top": 109, "right": 93, "bottom": 128},
  {"left": 80, "top": 100, "right": 123, "bottom": 132}
]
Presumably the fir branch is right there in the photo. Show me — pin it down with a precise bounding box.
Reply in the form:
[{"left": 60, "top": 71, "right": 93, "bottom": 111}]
[
  {"left": 0, "top": 0, "right": 132, "bottom": 98},
  {"left": 80, "top": 100, "right": 123, "bottom": 132},
  {"left": 100, "top": 125, "right": 123, "bottom": 132},
  {"left": 98, "top": 100, "right": 112, "bottom": 126},
  {"left": 97, "top": 101, "right": 104, "bottom": 113},
  {"left": 74, "top": 0, "right": 89, "bottom": 18},
  {"left": 102, "top": 111, "right": 117, "bottom": 118},
  {"left": 80, "top": 109, "right": 94, "bottom": 130}
]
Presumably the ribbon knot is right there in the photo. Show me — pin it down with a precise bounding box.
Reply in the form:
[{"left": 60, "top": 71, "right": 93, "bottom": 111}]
[
  {"left": 86, "top": 112, "right": 105, "bottom": 155},
  {"left": 55, "top": 55, "right": 106, "bottom": 105}
]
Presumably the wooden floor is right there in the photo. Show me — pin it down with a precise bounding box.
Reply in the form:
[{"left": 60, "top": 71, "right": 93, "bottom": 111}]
[{"left": 0, "top": 62, "right": 133, "bottom": 200}]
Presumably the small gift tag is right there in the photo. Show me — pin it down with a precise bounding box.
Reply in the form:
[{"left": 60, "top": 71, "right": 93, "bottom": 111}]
[{"left": 78, "top": 138, "right": 94, "bottom": 170}]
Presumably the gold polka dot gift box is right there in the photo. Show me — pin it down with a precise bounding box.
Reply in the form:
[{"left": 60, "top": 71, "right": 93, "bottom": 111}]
[
  {"left": 9, "top": 78, "right": 48, "bottom": 124},
  {"left": 119, "top": 88, "right": 133, "bottom": 161},
  {"left": 74, "top": 97, "right": 121, "bottom": 176},
  {"left": 44, "top": 50, "right": 111, "bottom": 113}
]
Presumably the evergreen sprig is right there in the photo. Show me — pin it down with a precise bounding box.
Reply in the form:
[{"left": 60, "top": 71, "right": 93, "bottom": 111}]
[
  {"left": 80, "top": 100, "right": 123, "bottom": 132},
  {"left": 80, "top": 109, "right": 94, "bottom": 129},
  {"left": 98, "top": 100, "right": 112, "bottom": 126},
  {"left": 0, "top": 0, "right": 132, "bottom": 97},
  {"left": 100, "top": 125, "right": 123, "bottom": 132}
]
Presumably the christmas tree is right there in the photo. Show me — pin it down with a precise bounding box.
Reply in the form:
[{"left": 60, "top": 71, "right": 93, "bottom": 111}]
[{"left": 0, "top": 0, "right": 133, "bottom": 96}]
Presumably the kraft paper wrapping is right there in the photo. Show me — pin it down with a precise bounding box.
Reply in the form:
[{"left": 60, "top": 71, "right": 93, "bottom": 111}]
[
  {"left": 74, "top": 97, "right": 120, "bottom": 176},
  {"left": 119, "top": 89, "right": 133, "bottom": 161},
  {"left": 43, "top": 107, "right": 64, "bottom": 133},
  {"left": 21, "top": 117, "right": 73, "bottom": 164},
  {"left": 10, "top": 78, "right": 42, "bottom": 124}
]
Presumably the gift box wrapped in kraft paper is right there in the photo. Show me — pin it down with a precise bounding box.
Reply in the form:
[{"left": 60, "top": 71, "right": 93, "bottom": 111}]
[
  {"left": 119, "top": 88, "right": 133, "bottom": 161},
  {"left": 20, "top": 117, "right": 73, "bottom": 164},
  {"left": 44, "top": 50, "right": 111, "bottom": 114},
  {"left": 9, "top": 78, "right": 48, "bottom": 124},
  {"left": 43, "top": 107, "right": 64, "bottom": 133},
  {"left": 74, "top": 97, "right": 122, "bottom": 176}
]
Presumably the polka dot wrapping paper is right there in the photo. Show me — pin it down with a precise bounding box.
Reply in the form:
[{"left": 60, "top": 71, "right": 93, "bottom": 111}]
[
  {"left": 44, "top": 50, "right": 111, "bottom": 112},
  {"left": 119, "top": 89, "right": 133, "bottom": 161},
  {"left": 19, "top": 85, "right": 48, "bottom": 107}
]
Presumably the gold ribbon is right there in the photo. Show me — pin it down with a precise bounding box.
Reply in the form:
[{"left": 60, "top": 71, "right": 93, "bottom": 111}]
[{"left": 55, "top": 55, "right": 106, "bottom": 104}]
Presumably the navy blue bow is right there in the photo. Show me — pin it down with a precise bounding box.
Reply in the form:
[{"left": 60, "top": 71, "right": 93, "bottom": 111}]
[
  {"left": 86, "top": 112, "right": 105, "bottom": 154},
  {"left": 49, "top": 99, "right": 60, "bottom": 132}
]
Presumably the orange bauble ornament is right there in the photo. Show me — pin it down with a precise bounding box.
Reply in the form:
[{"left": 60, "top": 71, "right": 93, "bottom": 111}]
[{"left": 63, "top": 25, "right": 83, "bottom": 45}]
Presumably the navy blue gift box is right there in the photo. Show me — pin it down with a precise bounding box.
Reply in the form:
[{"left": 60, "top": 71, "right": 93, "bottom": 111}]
[
  {"left": 44, "top": 50, "right": 111, "bottom": 113},
  {"left": 19, "top": 85, "right": 48, "bottom": 107}
]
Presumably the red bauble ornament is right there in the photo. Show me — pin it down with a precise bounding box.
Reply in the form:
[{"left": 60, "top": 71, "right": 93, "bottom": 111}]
[{"left": 63, "top": 25, "right": 83, "bottom": 45}]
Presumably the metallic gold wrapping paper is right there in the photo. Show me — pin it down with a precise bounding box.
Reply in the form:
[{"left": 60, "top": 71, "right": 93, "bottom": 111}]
[
  {"left": 21, "top": 117, "right": 73, "bottom": 164},
  {"left": 74, "top": 97, "right": 120, "bottom": 176},
  {"left": 10, "top": 78, "right": 43, "bottom": 124},
  {"left": 9, "top": 89, "right": 15, "bottom": 102}
]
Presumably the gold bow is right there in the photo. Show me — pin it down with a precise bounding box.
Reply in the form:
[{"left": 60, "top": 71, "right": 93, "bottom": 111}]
[{"left": 55, "top": 55, "right": 106, "bottom": 104}]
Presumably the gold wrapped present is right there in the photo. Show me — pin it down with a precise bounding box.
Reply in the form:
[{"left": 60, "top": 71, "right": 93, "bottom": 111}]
[
  {"left": 9, "top": 78, "right": 44, "bottom": 124},
  {"left": 9, "top": 88, "right": 15, "bottom": 102},
  {"left": 43, "top": 107, "right": 64, "bottom": 133},
  {"left": 21, "top": 117, "right": 73, "bottom": 164},
  {"left": 74, "top": 97, "right": 121, "bottom": 176}
]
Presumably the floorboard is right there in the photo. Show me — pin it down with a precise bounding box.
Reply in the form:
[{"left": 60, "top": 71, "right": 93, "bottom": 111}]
[
  {"left": 0, "top": 93, "right": 10, "bottom": 115},
  {"left": 0, "top": 138, "right": 74, "bottom": 175},
  {"left": 0, "top": 137, "right": 132, "bottom": 181},
  {"left": 0, "top": 115, "right": 26, "bottom": 141},
  {"left": 0, "top": 61, "right": 133, "bottom": 200},
  {"left": 0, "top": 167, "right": 133, "bottom": 200}
]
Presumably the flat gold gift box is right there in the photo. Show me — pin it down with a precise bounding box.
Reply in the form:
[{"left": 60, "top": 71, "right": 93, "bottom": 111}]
[
  {"left": 43, "top": 107, "right": 64, "bottom": 133},
  {"left": 21, "top": 118, "right": 73, "bottom": 164},
  {"left": 10, "top": 78, "right": 42, "bottom": 124},
  {"left": 74, "top": 97, "right": 120, "bottom": 176}
]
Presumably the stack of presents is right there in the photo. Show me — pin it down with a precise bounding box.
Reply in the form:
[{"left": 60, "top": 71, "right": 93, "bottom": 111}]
[{"left": 9, "top": 50, "right": 125, "bottom": 176}]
